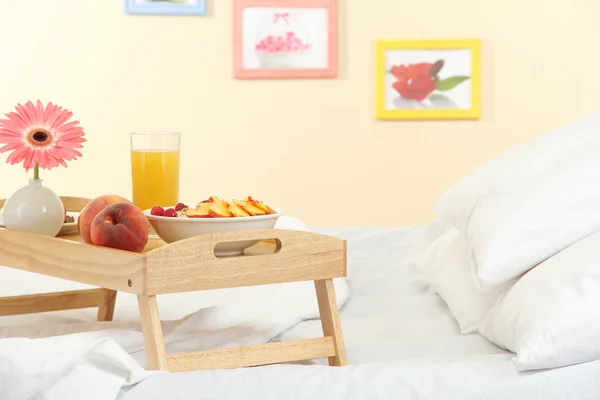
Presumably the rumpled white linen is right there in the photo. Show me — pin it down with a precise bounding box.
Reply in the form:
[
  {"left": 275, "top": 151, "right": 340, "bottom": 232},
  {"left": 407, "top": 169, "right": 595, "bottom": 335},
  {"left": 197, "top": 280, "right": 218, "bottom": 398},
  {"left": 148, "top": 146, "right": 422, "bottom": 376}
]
[
  {"left": 0, "top": 216, "right": 351, "bottom": 400},
  {"left": 0, "top": 335, "right": 154, "bottom": 400},
  {"left": 0, "top": 289, "right": 348, "bottom": 400}
]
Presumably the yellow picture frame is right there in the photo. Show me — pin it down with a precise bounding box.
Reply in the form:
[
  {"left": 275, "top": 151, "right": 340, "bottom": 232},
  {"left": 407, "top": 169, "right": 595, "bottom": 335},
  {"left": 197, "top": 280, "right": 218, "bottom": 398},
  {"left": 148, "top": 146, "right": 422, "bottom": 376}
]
[{"left": 375, "top": 39, "right": 481, "bottom": 120}]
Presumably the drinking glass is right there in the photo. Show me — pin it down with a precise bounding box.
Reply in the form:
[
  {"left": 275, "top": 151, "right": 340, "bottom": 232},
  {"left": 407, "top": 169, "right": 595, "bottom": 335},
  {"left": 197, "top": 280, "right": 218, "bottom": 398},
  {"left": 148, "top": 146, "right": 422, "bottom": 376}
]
[{"left": 130, "top": 131, "right": 181, "bottom": 212}]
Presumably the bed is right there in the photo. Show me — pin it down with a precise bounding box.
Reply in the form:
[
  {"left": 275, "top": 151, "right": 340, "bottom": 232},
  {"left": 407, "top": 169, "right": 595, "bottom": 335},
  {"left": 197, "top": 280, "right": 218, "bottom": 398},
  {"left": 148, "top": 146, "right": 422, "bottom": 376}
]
[
  {"left": 4, "top": 112, "right": 600, "bottom": 399},
  {"left": 113, "top": 226, "right": 600, "bottom": 400},
  {"left": 1, "top": 224, "right": 599, "bottom": 400}
]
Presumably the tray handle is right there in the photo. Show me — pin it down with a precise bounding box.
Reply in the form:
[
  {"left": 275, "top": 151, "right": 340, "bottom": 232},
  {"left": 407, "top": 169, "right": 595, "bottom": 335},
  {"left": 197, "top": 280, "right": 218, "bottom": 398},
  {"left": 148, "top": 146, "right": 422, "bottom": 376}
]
[
  {"left": 208, "top": 229, "right": 290, "bottom": 257},
  {"left": 148, "top": 229, "right": 341, "bottom": 259},
  {"left": 145, "top": 229, "right": 347, "bottom": 294}
]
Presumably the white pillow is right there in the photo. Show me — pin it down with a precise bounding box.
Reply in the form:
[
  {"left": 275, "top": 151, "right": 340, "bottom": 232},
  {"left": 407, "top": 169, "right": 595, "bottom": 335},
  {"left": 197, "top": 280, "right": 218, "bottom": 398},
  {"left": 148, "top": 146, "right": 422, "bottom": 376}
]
[
  {"left": 412, "top": 228, "right": 456, "bottom": 281},
  {"left": 414, "top": 228, "right": 512, "bottom": 334},
  {"left": 479, "top": 231, "right": 600, "bottom": 371},
  {"left": 435, "top": 110, "right": 600, "bottom": 235},
  {"left": 466, "top": 154, "right": 600, "bottom": 287}
]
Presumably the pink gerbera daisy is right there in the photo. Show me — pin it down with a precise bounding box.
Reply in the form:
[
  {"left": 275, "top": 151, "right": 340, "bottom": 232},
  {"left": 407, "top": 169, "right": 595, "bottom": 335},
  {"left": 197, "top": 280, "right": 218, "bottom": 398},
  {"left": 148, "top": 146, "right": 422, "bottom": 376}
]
[{"left": 0, "top": 100, "right": 86, "bottom": 174}]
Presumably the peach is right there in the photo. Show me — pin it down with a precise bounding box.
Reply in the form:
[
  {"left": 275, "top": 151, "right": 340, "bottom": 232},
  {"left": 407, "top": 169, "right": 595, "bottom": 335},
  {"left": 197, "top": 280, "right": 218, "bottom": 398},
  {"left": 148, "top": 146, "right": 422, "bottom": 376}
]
[
  {"left": 233, "top": 199, "right": 265, "bottom": 216},
  {"left": 185, "top": 203, "right": 211, "bottom": 218},
  {"left": 90, "top": 202, "right": 148, "bottom": 253},
  {"left": 208, "top": 201, "right": 233, "bottom": 218},
  {"left": 78, "top": 195, "right": 132, "bottom": 244},
  {"left": 226, "top": 201, "right": 250, "bottom": 217},
  {"left": 245, "top": 196, "right": 277, "bottom": 214}
]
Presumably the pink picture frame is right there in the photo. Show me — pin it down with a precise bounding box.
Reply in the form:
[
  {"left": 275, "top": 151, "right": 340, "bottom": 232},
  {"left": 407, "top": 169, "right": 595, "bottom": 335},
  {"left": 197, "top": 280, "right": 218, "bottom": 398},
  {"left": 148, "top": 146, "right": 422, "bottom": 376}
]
[{"left": 233, "top": 0, "right": 338, "bottom": 79}]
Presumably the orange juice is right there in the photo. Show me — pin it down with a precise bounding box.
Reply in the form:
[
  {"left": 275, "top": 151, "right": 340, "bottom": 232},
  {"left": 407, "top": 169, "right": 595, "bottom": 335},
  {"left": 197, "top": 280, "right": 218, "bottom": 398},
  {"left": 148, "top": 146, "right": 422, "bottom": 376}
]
[{"left": 131, "top": 150, "right": 180, "bottom": 211}]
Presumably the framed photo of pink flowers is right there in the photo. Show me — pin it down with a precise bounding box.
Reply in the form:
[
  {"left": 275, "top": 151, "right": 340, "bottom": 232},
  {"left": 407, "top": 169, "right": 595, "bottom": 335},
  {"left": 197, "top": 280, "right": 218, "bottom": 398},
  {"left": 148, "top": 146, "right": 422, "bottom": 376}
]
[
  {"left": 233, "top": 0, "right": 338, "bottom": 79},
  {"left": 375, "top": 39, "right": 481, "bottom": 120}
]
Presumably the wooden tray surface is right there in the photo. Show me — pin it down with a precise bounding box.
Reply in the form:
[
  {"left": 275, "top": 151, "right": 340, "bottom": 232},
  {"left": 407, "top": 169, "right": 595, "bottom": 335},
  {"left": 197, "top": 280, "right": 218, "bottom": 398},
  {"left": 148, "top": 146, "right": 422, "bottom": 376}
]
[{"left": 0, "top": 197, "right": 347, "bottom": 296}]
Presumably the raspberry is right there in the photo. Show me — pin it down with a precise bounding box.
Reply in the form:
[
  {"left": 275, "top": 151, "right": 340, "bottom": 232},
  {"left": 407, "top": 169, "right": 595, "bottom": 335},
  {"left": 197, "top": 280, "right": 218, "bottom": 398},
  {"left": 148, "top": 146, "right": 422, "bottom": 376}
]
[
  {"left": 174, "top": 202, "right": 188, "bottom": 212},
  {"left": 163, "top": 208, "right": 177, "bottom": 217},
  {"left": 150, "top": 206, "right": 165, "bottom": 216},
  {"left": 163, "top": 208, "right": 178, "bottom": 218}
]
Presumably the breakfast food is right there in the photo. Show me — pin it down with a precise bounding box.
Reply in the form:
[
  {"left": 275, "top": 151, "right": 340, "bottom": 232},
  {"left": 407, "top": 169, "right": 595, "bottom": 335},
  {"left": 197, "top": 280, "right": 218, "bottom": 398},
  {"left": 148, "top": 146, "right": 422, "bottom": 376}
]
[
  {"left": 64, "top": 212, "right": 75, "bottom": 224},
  {"left": 246, "top": 195, "right": 277, "bottom": 214},
  {"left": 90, "top": 202, "right": 148, "bottom": 253},
  {"left": 78, "top": 195, "right": 133, "bottom": 244},
  {"left": 174, "top": 203, "right": 188, "bottom": 212},
  {"left": 60, "top": 202, "right": 75, "bottom": 223},
  {"left": 185, "top": 203, "right": 211, "bottom": 218},
  {"left": 227, "top": 202, "right": 249, "bottom": 218},
  {"left": 233, "top": 199, "right": 265, "bottom": 216},
  {"left": 150, "top": 196, "right": 277, "bottom": 219},
  {"left": 207, "top": 198, "right": 234, "bottom": 218}
]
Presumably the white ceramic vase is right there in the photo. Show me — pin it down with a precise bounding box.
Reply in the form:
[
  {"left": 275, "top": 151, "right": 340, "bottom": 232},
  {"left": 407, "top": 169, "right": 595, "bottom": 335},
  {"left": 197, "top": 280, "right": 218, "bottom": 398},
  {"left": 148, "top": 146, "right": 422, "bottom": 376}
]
[{"left": 2, "top": 179, "right": 64, "bottom": 237}]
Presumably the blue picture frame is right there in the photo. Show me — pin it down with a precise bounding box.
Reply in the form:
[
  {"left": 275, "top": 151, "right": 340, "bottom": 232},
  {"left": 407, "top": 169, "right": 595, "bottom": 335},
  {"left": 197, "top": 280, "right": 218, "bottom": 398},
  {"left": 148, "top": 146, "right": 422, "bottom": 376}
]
[{"left": 125, "top": 0, "right": 207, "bottom": 16}]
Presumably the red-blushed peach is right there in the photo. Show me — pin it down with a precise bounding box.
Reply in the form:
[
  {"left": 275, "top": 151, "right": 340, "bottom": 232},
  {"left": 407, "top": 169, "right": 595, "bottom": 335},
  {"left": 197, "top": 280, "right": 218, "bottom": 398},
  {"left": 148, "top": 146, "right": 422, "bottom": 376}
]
[
  {"left": 233, "top": 199, "right": 265, "bottom": 216},
  {"left": 90, "top": 202, "right": 148, "bottom": 253},
  {"left": 78, "top": 194, "right": 132, "bottom": 244},
  {"left": 185, "top": 203, "right": 212, "bottom": 218},
  {"left": 208, "top": 201, "right": 233, "bottom": 218},
  {"left": 225, "top": 201, "right": 250, "bottom": 217},
  {"left": 245, "top": 196, "right": 277, "bottom": 214}
]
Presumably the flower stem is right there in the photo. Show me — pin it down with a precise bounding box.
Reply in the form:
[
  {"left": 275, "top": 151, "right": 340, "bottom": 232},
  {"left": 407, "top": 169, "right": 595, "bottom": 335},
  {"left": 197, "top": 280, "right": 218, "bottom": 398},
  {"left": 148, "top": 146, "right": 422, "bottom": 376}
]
[{"left": 33, "top": 163, "right": 39, "bottom": 180}]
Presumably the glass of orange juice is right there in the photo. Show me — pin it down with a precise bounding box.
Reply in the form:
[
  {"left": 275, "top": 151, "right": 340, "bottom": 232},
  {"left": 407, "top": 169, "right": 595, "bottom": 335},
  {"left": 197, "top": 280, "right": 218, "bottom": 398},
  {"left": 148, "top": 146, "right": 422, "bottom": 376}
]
[{"left": 130, "top": 131, "right": 181, "bottom": 219}]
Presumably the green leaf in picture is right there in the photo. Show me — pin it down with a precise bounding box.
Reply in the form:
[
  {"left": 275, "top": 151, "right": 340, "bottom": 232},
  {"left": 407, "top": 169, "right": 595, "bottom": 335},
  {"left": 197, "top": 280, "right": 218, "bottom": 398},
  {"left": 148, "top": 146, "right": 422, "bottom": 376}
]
[{"left": 435, "top": 76, "right": 470, "bottom": 91}]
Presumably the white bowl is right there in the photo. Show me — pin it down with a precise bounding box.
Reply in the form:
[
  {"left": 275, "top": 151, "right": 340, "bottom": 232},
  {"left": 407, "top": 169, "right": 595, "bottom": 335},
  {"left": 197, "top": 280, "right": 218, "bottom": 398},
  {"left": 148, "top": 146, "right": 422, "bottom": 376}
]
[{"left": 143, "top": 207, "right": 282, "bottom": 256}]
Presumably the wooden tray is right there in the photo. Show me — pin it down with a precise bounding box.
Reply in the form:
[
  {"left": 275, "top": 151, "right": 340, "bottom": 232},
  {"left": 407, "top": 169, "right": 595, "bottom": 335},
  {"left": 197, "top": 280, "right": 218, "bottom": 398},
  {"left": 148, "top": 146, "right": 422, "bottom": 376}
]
[{"left": 0, "top": 197, "right": 348, "bottom": 371}]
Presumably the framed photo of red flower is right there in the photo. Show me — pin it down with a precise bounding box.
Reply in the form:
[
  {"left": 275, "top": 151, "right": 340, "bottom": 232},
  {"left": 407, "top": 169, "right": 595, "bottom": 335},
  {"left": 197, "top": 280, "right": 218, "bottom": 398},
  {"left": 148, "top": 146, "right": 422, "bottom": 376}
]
[{"left": 375, "top": 39, "right": 481, "bottom": 120}]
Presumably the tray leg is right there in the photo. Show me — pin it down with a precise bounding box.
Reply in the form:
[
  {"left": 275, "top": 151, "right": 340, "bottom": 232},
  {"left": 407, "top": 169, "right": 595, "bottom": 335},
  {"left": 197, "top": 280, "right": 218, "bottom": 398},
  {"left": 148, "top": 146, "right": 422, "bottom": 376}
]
[
  {"left": 314, "top": 278, "right": 348, "bottom": 366},
  {"left": 137, "top": 295, "right": 167, "bottom": 370},
  {"left": 97, "top": 289, "right": 117, "bottom": 322}
]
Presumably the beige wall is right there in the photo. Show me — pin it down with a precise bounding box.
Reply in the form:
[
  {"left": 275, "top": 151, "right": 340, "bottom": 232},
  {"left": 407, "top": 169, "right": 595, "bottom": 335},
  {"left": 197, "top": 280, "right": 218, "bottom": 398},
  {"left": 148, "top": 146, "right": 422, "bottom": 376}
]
[{"left": 0, "top": 1, "right": 598, "bottom": 227}]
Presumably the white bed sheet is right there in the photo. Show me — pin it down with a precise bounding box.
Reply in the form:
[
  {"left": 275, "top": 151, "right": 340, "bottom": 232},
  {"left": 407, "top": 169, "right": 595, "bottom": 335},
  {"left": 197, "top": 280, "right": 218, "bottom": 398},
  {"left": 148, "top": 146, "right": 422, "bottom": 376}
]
[{"left": 118, "top": 226, "right": 600, "bottom": 400}]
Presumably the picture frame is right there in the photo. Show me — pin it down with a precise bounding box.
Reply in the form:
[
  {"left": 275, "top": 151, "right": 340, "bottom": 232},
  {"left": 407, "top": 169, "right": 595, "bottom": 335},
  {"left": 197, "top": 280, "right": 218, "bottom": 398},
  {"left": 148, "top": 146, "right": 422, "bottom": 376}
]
[
  {"left": 233, "top": 0, "right": 338, "bottom": 79},
  {"left": 125, "top": 0, "right": 207, "bottom": 16},
  {"left": 375, "top": 39, "right": 481, "bottom": 120}
]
